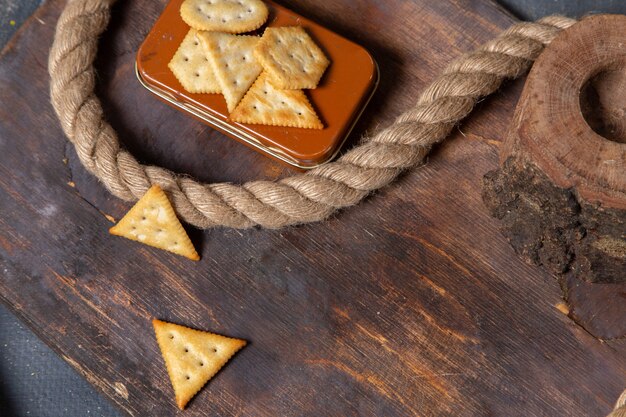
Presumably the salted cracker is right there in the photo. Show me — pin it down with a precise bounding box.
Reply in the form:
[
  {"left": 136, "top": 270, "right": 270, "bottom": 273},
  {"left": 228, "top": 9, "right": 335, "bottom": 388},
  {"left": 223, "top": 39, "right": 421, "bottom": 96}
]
[
  {"left": 197, "top": 32, "right": 263, "bottom": 112},
  {"left": 109, "top": 185, "right": 200, "bottom": 261},
  {"left": 230, "top": 73, "right": 323, "bottom": 129},
  {"left": 180, "top": 0, "right": 268, "bottom": 33},
  {"left": 153, "top": 319, "right": 246, "bottom": 409},
  {"left": 254, "top": 26, "right": 330, "bottom": 90},
  {"left": 168, "top": 29, "right": 221, "bottom": 94}
]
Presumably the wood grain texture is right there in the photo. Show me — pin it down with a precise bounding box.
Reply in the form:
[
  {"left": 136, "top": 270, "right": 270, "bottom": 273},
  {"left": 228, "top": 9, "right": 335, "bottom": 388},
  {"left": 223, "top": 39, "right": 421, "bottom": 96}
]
[{"left": 0, "top": 1, "right": 624, "bottom": 416}]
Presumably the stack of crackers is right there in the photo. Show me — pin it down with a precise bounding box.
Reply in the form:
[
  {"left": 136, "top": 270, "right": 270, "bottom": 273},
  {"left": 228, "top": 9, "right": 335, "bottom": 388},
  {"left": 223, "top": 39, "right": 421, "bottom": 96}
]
[{"left": 169, "top": 0, "right": 329, "bottom": 129}]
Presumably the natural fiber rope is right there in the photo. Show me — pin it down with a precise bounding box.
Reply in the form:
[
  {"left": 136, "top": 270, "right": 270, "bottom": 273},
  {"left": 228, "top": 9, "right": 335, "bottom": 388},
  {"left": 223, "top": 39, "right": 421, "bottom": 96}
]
[
  {"left": 48, "top": 0, "right": 576, "bottom": 229},
  {"left": 608, "top": 390, "right": 626, "bottom": 417}
]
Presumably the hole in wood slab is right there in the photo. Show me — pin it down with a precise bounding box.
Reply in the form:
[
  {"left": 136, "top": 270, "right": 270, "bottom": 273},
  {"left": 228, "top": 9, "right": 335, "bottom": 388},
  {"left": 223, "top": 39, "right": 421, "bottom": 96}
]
[{"left": 579, "top": 58, "right": 626, "bottom": 144}]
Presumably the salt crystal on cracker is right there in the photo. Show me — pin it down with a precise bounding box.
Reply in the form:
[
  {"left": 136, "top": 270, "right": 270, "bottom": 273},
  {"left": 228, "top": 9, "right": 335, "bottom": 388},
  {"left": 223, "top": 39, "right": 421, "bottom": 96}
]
[
  {"left": 254, "top": 26, "right": 330, "bottom": 90},
  {"left": 169, "top": 29, "right": 221, "bottom": 94},
  {"left": 153, "top": 319, "right": 246, "bottom": 409},
  {"left": 180, "top": 0, "right": 268, "bottom": 34},
  {"left": 109, "top": 185, "right": 200, "bottom": 261},
  {"left": 197, "top": 32, "right": 263, "bottom": 112},
  {"left": 230, "top": 72, "right": 323, "bottom": 129}
]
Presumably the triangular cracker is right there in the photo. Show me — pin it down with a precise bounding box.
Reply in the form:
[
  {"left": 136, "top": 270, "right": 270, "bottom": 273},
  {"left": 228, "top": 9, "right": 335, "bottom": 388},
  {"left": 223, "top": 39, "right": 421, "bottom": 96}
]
[
  {"left": 180, "top": 0, "right": 268, "bottom": 33},
  {"left": 109, "top": 185, "right": 200, "bottom": 261},
  {"left": 230, "top": 73, "right": 323, "bottom": 129},
  {"left": 169, "top": 29, "right": 221, "bottom": 94},
  {"left": 254, "top": 26, "right": 330, "bottom": 90},
  {"left": 153, "top": 319, "right": 247, "bottom": 409},
  {"left": 196, "top": 32, "right": 263, "bottom": 112}
]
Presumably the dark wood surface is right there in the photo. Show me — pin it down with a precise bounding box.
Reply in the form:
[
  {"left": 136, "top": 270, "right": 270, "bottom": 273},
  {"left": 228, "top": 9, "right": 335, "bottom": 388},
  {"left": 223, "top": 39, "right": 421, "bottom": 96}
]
[{"left": 0, "top": 1, "right": 624, "bottom": 416}]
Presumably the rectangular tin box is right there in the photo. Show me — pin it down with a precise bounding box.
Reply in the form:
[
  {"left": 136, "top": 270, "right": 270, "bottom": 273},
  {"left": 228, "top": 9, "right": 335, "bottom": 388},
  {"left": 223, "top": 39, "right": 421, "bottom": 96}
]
[{"left": 136, "top": 0, "right": 379, "bottom": 169}]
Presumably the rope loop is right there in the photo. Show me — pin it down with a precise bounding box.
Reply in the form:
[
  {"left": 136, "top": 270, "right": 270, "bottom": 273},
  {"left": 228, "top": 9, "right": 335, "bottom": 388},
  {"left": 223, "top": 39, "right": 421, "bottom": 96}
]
[{"left": 48, "top": 1, "right": 576, "bottom": 229}]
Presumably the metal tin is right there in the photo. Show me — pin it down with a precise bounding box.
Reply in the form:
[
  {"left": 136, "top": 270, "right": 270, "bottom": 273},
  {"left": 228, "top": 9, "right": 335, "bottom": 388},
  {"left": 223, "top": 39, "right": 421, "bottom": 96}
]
[{"left": 136, "top": 0, "right": 379, "bottom": 169}]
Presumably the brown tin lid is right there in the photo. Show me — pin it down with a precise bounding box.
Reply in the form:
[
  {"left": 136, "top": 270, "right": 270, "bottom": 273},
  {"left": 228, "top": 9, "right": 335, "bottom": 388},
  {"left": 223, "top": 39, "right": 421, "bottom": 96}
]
[{"left": 136, "top": 0, "right": 378, "bottom": 169}]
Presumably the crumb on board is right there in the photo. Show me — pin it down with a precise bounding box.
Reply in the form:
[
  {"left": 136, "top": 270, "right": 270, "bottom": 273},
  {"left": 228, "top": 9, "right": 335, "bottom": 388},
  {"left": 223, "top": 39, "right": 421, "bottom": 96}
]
[{"left": 555, "top": 302, "right": 570, "bottom": 315}]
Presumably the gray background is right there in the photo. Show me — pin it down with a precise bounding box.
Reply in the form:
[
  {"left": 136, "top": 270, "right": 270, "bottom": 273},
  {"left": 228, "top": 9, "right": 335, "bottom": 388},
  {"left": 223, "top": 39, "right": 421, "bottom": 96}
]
[{"left": 1, "top": 1, "right": 625, "bottom": 416}]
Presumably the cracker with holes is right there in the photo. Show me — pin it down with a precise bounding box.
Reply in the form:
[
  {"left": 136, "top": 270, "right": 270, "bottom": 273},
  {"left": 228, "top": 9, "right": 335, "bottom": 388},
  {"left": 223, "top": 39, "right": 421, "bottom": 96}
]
[
  {"left": 197, "top": 32, "right": 263, "bottom": 112},
  {"left": 153, "top": 319, "right": 246, "bottom": 409},
  {"left": 109, "top": 185, "right": 200, "bottom": 261},
  {"left": 169, "top": 29, "right": 221, "bottom": 94},
  {"left": 180, "top": 0, "right": 268, "bottom": 33},
  {"left": 254, "top": 26, "right": 330, "bottom": 90},
  {"left": 230, "top": 73, "right": 323, "bottom": 129}
]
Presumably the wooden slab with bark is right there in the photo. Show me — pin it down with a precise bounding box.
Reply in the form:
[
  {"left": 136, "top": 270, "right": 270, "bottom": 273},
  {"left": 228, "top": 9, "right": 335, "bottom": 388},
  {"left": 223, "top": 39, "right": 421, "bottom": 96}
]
[{"left": 483, "top": 14, "right": 626, "bottom": 340}]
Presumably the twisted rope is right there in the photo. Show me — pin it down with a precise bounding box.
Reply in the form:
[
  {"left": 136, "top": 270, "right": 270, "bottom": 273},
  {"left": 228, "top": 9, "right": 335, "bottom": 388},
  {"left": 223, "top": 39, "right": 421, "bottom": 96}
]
[
  {"left": 48, "top": 0, "right": 576, "bottom": 229},
  {"left": 609, "top": 390, "right": 626, "bottom": 417}
]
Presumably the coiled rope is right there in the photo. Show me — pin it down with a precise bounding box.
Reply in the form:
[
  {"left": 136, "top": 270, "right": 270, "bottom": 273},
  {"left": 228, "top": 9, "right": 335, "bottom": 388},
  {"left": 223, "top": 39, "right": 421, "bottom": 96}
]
[{"left": 48, "top": 0, "right": 575, "bottom": 230}]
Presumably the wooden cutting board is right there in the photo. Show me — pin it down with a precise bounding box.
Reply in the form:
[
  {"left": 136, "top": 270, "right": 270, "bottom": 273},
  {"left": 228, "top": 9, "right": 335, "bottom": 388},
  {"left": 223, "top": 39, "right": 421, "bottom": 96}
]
[{"left": 0, "top": 0, "right": 624, "bottom": 416}]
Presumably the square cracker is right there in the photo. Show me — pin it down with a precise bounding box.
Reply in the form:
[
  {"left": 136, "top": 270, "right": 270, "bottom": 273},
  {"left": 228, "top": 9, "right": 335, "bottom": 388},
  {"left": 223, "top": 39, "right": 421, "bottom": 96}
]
[
  {"left": 254, "top": 26, "right": 330, "bottom": 90},
  {"left": 197, "top": 32, "right": 263, "bottom": 112},
  {"left": 180, "top": 0, "right": 268, "bottom": 33},
  {"left": 169, "top": 29, "right": 221, "bottom": 94},
  {"left": 230, "top": 72, "right": 323, "bottom": 129}
]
